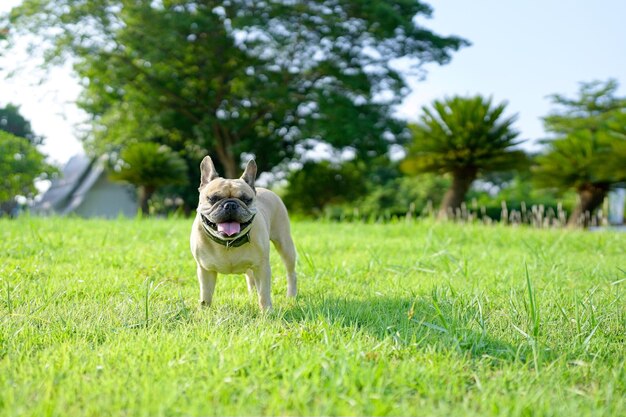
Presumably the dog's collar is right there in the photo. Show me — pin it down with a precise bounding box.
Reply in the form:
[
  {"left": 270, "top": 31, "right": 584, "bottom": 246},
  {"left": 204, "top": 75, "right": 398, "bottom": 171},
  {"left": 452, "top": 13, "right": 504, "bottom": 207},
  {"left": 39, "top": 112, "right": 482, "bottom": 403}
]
[
  {"left": 205, "top": 229, "right": 251, "bottom": 248},
  {"left": 200, "top": 214, "right": 256, "bottom": 248}
]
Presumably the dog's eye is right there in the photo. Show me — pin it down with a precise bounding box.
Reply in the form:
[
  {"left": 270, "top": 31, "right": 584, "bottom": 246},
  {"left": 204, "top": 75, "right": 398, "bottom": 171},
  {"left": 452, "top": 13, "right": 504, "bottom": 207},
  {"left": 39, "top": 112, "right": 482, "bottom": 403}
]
[
  {"left": 241, "top": 197, "right": 253, "bottom": 205},
  {"left": 208, "top": 196, "right": 220, "bottom": 204}
]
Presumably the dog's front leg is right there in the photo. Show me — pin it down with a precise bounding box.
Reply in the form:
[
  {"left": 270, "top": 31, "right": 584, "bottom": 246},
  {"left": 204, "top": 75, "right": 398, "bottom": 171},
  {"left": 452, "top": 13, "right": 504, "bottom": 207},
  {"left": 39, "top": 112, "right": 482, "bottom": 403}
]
[
  {"left": 253, "top": 262, "right": 272, "bottom": 311},
  {"left": 197, "top": 265, "right": 217, "bottom": 307},
  {"left": 245, "top": 269, "right": 256, "bottom": 295}
]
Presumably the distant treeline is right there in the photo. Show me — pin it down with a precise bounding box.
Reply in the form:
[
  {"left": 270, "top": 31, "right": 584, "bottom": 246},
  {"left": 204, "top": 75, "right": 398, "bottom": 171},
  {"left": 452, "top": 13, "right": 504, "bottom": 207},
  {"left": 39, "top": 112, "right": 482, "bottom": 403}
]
[{"left": 2, "top": 2, "right": 625, "bottom": 227}]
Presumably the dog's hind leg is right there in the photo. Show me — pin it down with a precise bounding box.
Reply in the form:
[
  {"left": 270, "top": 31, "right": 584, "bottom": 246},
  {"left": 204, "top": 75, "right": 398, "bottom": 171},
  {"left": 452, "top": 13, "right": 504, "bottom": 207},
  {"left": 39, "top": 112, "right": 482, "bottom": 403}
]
[{"left": 273, "top": 235, "right": 297, "bottom": 298}]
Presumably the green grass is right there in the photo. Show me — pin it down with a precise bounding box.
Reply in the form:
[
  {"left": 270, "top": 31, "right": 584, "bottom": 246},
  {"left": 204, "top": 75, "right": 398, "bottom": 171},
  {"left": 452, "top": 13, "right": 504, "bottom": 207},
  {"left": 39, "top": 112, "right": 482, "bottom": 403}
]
[{"left": 1, "top": 217, "right": 625, "bottom": 416}]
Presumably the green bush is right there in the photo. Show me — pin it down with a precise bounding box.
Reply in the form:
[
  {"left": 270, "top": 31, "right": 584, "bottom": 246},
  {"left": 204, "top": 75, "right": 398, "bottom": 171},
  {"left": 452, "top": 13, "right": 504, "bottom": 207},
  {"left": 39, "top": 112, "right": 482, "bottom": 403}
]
[
  {"left": 319, "top": 174, "right": 449, "bottom": 221},
  {"left": 282, "top": 161, "right": 368, "bottom": 216}
]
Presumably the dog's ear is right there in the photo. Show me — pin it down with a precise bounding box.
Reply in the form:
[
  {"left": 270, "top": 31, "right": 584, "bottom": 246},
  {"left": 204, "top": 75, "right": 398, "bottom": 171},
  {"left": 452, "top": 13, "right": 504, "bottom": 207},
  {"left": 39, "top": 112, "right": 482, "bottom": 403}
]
[
  {"left": 199, "top": 156, "right": 219, "bottom": 189},
  {"left": 241, "top": 159, "right": 257, "bottom": 190}
]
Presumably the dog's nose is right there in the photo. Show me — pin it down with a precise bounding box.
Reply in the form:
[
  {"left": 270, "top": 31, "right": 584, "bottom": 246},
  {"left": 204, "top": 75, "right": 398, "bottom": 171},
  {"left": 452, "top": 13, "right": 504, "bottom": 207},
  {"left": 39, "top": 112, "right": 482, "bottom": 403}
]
[{"left": 223, "top": 201, "right": 238, "bottom": 212}]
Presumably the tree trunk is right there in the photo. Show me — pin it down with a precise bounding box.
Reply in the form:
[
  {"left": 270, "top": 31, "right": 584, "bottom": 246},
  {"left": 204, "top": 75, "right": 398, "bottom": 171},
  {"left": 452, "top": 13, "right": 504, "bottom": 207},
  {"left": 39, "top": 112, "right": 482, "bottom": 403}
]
[
  {"left": 568, "top": 183, "right": 609, "bottom": 228},
  {"left": 138, "top": 185, "right": 157, "bottom": 216},
  {"left": 218, "top": 154, "right": 238, "bottom": 179},
  {"left": 212, "top": 124, "right": 238, "bottom": 178},
  {"left": 437, "top": 169, "right": 477, "bottom": 220}
]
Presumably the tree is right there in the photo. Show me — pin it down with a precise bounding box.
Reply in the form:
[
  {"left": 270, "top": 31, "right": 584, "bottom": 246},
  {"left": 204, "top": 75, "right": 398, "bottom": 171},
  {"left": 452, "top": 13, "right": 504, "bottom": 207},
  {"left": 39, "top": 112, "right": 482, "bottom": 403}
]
[
  {"left": 533, "top": 80, "right": 626, "bottom": 227},
  {"left": 110, "top": 142, "right": 188, "bottom": 215},
  {"left": 0, "top": 104, "right": 43, "bottom": 145},
  {"left": 6, "top": 0, "right": 467, "bottom": 209},
  {"left": 401, "top": 96, "right": 528, "bottom": 219},
  {"left": 0, "top": 130, "right": 55, "bottom": 216}
]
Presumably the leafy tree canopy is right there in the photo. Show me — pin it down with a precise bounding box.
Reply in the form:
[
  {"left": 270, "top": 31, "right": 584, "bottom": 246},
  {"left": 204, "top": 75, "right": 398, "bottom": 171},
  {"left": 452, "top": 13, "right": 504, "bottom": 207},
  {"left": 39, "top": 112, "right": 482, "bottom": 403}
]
[
  {"left": 543, "top": 79, "right": 626, "bottom": 135},
  {"left": 0, "top": 104, "right": 43, "bottom": 145},
  {"left": 0, "top": 130, "right": 55, "bottom": 204},
  {"left": 533, "top": 130, "right": 625, "bottom": 191},
  {"left": 111, "top": 142, "right": 188, "bottom": 188},
  {"left": 110, "top": 142, "right": 188, "bottom": 214},
  {"left": 402, "top": 96, "right": 527, "bottom": 175},
  {"left": 5, "top": 0, "right": 467, "bottom": 209},
  {"left": 534, "top": 80, "right": 626, "bottom": 190}
]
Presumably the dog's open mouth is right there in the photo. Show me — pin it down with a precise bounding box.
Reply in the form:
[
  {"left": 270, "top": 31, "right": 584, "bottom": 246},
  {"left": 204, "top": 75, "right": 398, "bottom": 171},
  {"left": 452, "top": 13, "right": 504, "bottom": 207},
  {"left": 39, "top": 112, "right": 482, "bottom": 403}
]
[{"left": 201, "top": 215, "right": 253, "bottom": 237}]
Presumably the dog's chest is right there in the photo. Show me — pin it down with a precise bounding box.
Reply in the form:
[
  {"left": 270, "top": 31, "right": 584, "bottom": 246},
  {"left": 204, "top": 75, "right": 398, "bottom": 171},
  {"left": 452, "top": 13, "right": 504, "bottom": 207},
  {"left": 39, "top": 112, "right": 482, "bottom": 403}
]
[{"left": 195, "top": 244, "right": 261, "bottom": 274}]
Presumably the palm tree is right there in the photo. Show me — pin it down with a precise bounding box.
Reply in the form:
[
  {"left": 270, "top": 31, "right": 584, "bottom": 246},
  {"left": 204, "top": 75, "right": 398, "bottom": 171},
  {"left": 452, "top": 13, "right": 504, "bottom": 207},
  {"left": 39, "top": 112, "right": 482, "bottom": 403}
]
[
  {"left": 532, "top": 131, "right": 620, "bottom": 227},
  {"left": 533, "top": 80, "right": 626, "bottom": 227},
  {"left": 111, "top": 142, "right": 188, "bottom": 215},
  {"left": 401, "top": 96, "right": 528, "bottom": 219}
]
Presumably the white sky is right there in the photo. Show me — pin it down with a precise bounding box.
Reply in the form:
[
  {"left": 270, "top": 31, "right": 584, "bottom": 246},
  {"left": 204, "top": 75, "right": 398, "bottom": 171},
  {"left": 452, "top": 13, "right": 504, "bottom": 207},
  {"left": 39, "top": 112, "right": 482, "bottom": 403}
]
[{"left": 2, "top": 0, "right": 626, "bottom": 165}]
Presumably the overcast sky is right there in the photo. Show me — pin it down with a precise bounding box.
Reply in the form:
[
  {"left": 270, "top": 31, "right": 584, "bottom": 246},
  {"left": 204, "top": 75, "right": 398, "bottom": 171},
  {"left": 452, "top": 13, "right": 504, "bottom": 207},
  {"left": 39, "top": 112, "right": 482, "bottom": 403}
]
[{"left": 2, "top": 0, "right": 626, "bottom": 164}]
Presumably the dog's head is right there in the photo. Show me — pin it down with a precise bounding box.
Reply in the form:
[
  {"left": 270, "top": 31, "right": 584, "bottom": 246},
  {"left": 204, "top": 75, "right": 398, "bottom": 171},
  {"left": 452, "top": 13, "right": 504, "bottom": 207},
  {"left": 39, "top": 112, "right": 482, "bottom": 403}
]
[{"left": 196, "top": 156, "right": 257, "bottom": 238}]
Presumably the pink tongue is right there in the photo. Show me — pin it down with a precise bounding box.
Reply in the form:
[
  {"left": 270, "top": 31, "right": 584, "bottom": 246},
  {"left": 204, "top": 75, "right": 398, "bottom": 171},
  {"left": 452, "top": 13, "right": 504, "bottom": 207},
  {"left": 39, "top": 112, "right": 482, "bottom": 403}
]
[{"left": 217, "top": 222, "right": 241, "bottom": 236}]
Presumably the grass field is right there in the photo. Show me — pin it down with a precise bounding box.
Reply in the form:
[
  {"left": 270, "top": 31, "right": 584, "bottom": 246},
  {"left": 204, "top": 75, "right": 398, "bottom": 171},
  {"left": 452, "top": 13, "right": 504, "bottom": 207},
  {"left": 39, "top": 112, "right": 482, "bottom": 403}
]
[{"left": 1, "top": 217, "right": 625, "bottom": 416}]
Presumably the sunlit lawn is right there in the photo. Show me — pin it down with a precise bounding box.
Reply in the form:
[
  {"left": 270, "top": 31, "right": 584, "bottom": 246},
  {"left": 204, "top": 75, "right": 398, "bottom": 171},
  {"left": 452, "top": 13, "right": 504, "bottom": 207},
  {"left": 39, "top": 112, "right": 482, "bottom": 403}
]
[{"left": 1, "top": 217, "right": 625, "bottom": 416}]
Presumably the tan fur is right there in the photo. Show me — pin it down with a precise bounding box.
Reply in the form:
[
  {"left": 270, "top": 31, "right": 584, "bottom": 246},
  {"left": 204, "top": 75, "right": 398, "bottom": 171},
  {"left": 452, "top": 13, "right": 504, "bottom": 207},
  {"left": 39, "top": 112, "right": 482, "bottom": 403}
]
[{"left": 190, "top": 156, "right": 297, "bottom": 310}]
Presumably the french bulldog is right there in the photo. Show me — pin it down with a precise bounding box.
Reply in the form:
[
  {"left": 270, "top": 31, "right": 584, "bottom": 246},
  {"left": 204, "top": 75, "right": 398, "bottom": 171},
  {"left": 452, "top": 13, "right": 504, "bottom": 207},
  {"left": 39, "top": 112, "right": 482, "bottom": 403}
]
[{"left": 190, "top": 156, "right": 297, "bottom": 310}]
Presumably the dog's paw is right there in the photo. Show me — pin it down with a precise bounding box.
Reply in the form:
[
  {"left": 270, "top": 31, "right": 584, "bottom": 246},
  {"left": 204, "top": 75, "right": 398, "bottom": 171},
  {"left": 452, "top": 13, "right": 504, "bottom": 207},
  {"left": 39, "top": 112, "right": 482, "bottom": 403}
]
[
  {"left": 258, "top": 303, "right": 273, "bottom": 314},
  {"left": 199, "top": 300, "right": 212, "bottom": 308}
]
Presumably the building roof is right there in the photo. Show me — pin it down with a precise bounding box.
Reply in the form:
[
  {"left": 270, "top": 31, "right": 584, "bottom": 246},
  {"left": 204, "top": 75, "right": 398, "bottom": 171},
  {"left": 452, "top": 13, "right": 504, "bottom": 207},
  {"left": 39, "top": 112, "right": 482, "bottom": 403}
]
[{"left": 35, "top": 154, "right": 107, "bottom": 214}]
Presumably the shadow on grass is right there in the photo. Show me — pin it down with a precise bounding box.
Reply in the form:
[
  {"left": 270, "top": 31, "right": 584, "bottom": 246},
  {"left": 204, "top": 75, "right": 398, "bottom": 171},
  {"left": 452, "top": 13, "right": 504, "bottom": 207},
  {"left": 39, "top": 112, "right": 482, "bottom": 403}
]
[{"left": 282, "top": 289, "right": 518, "bottom": 363}]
